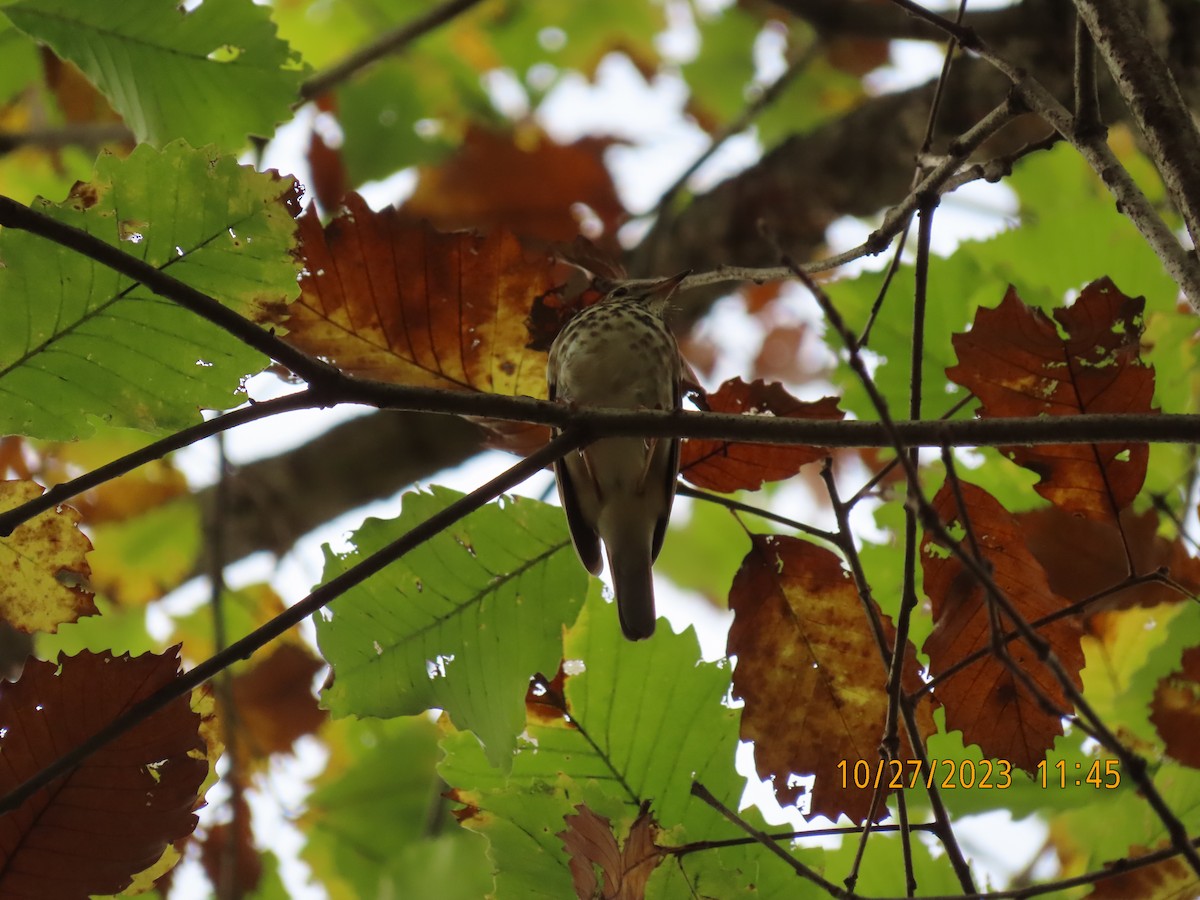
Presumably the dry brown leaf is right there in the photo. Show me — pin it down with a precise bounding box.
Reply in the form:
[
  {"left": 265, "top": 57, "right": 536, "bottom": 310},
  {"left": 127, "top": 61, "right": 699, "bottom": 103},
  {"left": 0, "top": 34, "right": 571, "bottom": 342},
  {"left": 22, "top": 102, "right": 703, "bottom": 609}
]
[
  {"left": 681, "top": 379, "right": 843, "bottom": 492},
  {"left": 557, "top": 804, "right": 664, "bottom": 900},
  {"left": 199, "top": 794, "right": 262, "bottom": 896},
  {"left": 230, "top": 642, "right": 327, "bottom": 765},
  {"left": 1020, "top": 506, "right": 1200, "bottom": 615},
  {"left": 1150, "top": 646, "right": 1200, "bottom": 769},
  {"left": 288, "top": 195, "right": 556, "bottom": 396},
  {"left": 728, "top": 534, "right": 932, "bottom": 821},
  {"left": 948, "top": 278, "right": 1156, "bottom": 520},
  {"left": 402, "top": 126, "right": 626, "bottom": 248},
  {"left": 1085, "top": 844, "right": 1200, "bottom": 899},
  {"left": 921, "top": 481, "right": 1085, "bottom": 772}
]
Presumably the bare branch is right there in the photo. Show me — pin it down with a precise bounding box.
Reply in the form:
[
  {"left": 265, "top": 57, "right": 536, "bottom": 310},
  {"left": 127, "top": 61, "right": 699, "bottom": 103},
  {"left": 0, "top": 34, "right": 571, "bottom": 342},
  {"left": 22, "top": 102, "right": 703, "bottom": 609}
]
[{"left": 1074, "top": 0, "right": 1200, "bottom": 258}]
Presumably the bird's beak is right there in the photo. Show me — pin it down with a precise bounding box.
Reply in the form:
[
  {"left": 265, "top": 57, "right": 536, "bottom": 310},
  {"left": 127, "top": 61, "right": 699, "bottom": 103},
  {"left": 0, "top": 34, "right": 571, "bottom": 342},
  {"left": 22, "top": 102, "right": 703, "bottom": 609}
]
[{"left": 646, "top": 270, "right": 691, "bottom": 301}]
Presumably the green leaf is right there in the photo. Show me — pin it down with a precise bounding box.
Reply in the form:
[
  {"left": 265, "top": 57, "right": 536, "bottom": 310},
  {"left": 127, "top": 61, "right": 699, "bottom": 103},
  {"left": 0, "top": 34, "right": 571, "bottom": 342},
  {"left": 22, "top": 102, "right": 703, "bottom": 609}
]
[
  {"left": 4, "top": 0, "right": 305, "bottom": 149},
  {"left": 315, "top": 487, "right": 587, "bottom": 769},
  {"left": 681, "top": 7, "right": 761, "bottom": 127},
  {"left": 0, "top": 18, "right": 38, "bottom": 103},
  {"left": 1049, "top": 760, "right": 1200, "bottom": 867},
  {"left": 972, "top": 144, "right": 1179, "bottom": 307},
  {"left": 486, "top": 0, "right": 664, "bottom": 81},
  {"left": 1080, "top": 602, "right": 1199, "bottom": 744},
  {"left": 439, "top": 584, "right": 815, "bottom": 899},
  {"left": 828, "top": 250, "right": 990, "bottom": 421},
  {"left": 302, "top": 716, "right": 491, "bottom": 899},
  {"left": 35, "top": 597, "right": 155, "bottom": 658},
  {"left": 656, "top": 498, "right": 748, "bottom": 605},
  {"left": 0, "top": 141, "right": 301, "bottom": 439},
  {"left": 336, "top": 64, "right": 461, "bottom": 185},
  {"left": 88, "top": 499, "right": 202, "bottom": 606}
]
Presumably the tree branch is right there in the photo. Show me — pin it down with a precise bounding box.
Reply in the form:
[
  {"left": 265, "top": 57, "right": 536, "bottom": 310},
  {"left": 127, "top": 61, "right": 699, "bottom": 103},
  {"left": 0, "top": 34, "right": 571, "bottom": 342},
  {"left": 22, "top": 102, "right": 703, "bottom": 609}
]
[
  {"left": 1073, "top": 0, "right": 1200, "bottom": 259},
  {"left": 881, "top": 0, "right": 1200, "bottom": 307}
]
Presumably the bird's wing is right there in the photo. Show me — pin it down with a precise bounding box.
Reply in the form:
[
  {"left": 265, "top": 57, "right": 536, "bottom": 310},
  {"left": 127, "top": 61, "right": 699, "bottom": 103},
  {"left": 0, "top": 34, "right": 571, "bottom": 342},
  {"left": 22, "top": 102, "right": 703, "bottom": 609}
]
[{"left": 550, "top": 377, "right": 603, "bottom": 575}]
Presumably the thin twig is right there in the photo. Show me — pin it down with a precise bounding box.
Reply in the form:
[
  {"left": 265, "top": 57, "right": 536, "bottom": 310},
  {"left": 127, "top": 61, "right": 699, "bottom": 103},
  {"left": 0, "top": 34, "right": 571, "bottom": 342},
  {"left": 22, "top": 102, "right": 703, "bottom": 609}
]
[
  {"left": 0, "top": 123, "right": 133, "bottom": 154},
  {"left": 671, "top": 820, "right": 940, "bottom": 856},
  {"left": 676, "top": 484, "right": 836, "bottom": 542},
  {"left": 689, "top": 781, "right": 853, "bottom": 896},
  {"left": 207, "top": 436, "right": 245, "bottom": 900}
]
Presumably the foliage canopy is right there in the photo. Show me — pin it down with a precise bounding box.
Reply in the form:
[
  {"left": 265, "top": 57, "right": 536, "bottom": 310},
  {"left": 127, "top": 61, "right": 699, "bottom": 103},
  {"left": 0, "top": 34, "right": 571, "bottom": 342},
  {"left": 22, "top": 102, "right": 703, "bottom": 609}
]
[{"left": 1, "top": 0, "right": 1200, "bottom": 898}]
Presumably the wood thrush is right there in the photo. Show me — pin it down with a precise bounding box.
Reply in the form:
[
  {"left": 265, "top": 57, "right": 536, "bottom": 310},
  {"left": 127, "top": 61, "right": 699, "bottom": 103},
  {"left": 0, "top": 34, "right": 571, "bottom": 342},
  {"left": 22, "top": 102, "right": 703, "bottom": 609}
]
[{"left": 547, "top": 272, "right": 688, "bottom": 640}]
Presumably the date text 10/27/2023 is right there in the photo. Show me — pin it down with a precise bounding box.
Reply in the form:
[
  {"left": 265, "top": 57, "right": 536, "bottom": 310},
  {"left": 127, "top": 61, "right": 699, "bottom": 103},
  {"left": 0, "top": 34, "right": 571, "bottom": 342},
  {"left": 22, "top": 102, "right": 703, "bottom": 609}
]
[{"left": 836, "top": 758, "right": 1122, "bottom": 791}]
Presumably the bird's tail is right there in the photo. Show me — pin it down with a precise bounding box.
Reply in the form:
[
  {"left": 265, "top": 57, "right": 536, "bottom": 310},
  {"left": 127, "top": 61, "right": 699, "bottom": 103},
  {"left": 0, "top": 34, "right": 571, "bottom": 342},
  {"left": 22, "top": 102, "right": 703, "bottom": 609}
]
[{"left": 605, "top": 534, "right": 657, "bottom": 641}]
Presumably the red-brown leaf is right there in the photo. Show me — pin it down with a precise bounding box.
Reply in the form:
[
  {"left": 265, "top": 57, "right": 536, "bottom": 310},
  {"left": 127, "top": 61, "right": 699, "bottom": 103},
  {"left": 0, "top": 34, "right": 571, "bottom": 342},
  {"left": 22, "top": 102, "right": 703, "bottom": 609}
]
[
  {"left": 199, "top": 794, "right": 261, "bottom": 896},
  {"left": 921, "top": 481, "right": 1085, "bottom": 772},
  {"left": 287, "top": 195, "right": 556, "bottom": 397},
  {"left": 1020, "top": 506, "right": 1200, "bottom": 614},
  {"left": 681, "top": 379, "right": 843, "bottom": 492},
  {"left": 230, "top": 642, "right": 326, "bottom": 765},
  {"left": 1084, "top": 844, "right": 1200, "bottom": 898},
  {"left": 0, "top": 649, "right": 211, "bottom": 897},
  {"left": 401, "top": 126, "right": 626, "bottom": 248},
  {"left": 557, "top": 804, "right": 663, "bottom": 900},
  {"left": 1150, "top": 646, "right": 1200, "bottom": 769},
  {"left": 728, "top": 535, "right": 932, "bottom": 821},
  {"left": 948, "top": 278, "right": 1156, "bottom": 519}
]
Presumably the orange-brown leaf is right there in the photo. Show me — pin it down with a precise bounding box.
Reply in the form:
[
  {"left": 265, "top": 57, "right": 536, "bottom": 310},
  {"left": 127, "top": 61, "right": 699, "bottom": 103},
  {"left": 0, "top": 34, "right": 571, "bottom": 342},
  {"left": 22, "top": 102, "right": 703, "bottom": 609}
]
[
  {"left": 681, "top": 379, "right": 842, "bottom": 492},
  {"left": 1020, "top": 506, "right": 1200, "bottom": 615},
  {"left": 402, "top": 126, "right": 626, "bottom": 248},
  {"left": 286, "top": 195, "right": 555, "bottom": 400},
  {"left": 307, "top": 128, "right": 348, "bottom": 213},
  {"left": 948, "top": 278, "right": 1156, "bottom": 519},
  {"left": 921, "top": 481, "right": 1085, "bottom": 771},
  {"left": 557, "top": 804, "right": 663, "bottom": 900},
  {"left": 230, "top": 642, "right": 327, "bottom": 764},
  {"left": 199, "top": 794, "right": 262, "bottom": 896},
  {"left": 42, "top": 49, "right": 122, "bottom": 127},
  {"left": 728, "top": 535, "right": 931, "bottom": 821},
  {"left": 0, "top": 480, "right": 95, "bottom": 633},
  {"left": 1150, "top": 646, "right": 1200, "bottom": 769},
  {"left": 1085, "top": 844, "right": 1200, "bottom": 899},
  {"left": 0, "top": 649, "right": 210, "bottom": 897}
]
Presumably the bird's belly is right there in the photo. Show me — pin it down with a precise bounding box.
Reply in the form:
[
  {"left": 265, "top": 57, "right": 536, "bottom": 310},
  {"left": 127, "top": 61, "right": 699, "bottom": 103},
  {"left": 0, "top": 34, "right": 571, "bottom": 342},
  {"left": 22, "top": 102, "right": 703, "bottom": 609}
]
[{"left": 556, "top": 332, "right": 677, "bottom": 409}]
